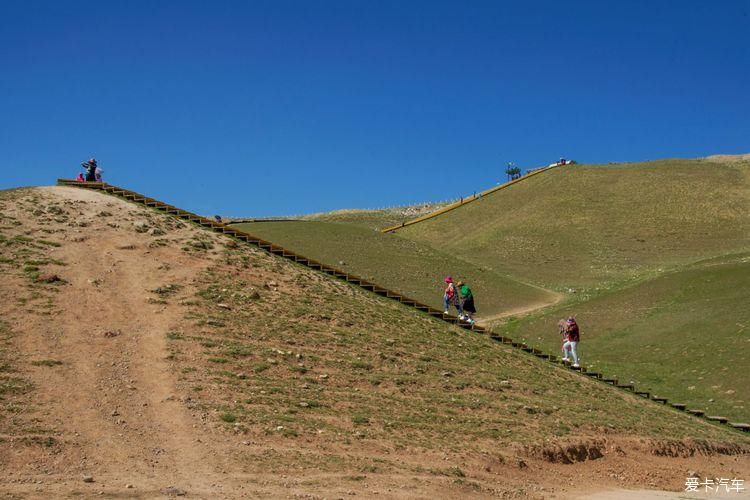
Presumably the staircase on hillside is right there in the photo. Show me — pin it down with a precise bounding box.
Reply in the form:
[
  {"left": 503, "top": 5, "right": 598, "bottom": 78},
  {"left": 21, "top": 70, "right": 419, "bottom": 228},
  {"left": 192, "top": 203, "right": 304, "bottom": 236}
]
[{"left": 55, "top": 179, "right": 750, "bottom": 435}]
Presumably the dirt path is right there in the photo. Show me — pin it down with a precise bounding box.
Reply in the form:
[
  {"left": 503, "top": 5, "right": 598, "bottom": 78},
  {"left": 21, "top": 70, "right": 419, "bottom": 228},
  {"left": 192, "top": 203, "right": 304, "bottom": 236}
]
[
  {"left": 3, "top": 187, "right": 230, "bottom": 494},
  {"left": 577, "top": 488, "right": 750, "bottom": 499},
  {"left": 48, "top": 236, "right": 213, "bottom": 482},
  {"left": 479, "top": 291, "right": 564, "bottom": 324}
]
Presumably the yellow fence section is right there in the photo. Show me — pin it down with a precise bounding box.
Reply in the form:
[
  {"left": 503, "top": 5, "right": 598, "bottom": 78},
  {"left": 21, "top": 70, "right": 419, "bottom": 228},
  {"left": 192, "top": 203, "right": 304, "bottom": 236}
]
[{"left": 381, "top": 164, "right": 561, "bottom": 233}]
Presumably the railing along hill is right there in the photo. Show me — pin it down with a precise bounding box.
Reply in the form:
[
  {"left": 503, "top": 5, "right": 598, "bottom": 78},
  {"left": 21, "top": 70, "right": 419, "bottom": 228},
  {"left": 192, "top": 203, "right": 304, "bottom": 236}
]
[{"left": 381, "top": 164, "right": 560, "bottom": 233}]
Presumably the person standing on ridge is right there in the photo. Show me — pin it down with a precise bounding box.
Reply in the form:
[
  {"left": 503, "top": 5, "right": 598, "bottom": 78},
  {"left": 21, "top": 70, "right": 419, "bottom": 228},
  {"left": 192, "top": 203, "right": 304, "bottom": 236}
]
[
  {"left": 81, "top": 157, "right": 98, "bottom": 182},
  {"left": 457, "top": 280, "right": 476, "bottom": 324}
]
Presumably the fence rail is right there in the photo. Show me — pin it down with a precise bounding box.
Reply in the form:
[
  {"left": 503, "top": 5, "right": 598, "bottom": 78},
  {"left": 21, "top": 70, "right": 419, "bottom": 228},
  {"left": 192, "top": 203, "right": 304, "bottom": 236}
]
[{"left": 381, "top": 163, "right": 561, "bottom": 233}]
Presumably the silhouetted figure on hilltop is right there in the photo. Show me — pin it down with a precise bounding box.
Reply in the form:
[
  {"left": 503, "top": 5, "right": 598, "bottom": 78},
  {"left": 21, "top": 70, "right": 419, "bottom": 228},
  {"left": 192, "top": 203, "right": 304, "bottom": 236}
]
[{"left": 81, "top": 158, "right": 98, "bottom": 182}]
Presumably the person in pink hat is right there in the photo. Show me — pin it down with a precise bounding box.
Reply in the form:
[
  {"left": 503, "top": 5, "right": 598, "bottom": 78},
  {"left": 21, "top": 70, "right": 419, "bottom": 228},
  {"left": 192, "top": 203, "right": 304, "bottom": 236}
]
[{"left": 443, "top": 276, "right": 463, "bottom": 316}]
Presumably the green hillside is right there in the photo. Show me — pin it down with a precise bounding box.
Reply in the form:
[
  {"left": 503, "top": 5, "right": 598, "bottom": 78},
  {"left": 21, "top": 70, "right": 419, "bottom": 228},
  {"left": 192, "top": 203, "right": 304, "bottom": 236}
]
[
  {"left": 302, "top": 201, "right": 449, "bottom": 231},
  {"left": 179, "top": 236, "right": 750, "bottom": 450},
  {"left": 230, "top": 220, "right": 558, "bottom": 318},
  {"left": 498, "top": 252, "right": 750, "bottom": 422},
  {"left": 398, "top": 159, "right": 750, "bottom": 290},
  {"left": 237, "top": 157, "right": 750, "bottom": 426}
]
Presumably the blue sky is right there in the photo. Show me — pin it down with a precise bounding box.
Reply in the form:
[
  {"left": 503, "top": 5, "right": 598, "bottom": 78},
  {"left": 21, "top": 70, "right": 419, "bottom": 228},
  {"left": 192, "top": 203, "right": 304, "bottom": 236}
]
[{"left": 1, "top": 1, "right": 748, "bottom": 216}]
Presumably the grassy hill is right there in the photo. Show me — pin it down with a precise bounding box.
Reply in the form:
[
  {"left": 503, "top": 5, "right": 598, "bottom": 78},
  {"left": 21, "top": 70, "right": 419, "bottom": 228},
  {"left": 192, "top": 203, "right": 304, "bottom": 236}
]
[
  {"left": 236, "top": 157, "right": 750, "bottom": 429},
  {"left": 498, "top": 251, "right": 750, "bottom": 422},
  {"left": 302, "top": 201, "right": 450, "bottom": 231},
  {"left": 397, "top": 158, "right": 750, "bottom": 291},
  {"left": 2, "top": 185, "right": 749, "bottom": 497},
  {"left": 231, "top": 220, "right": 559, "bottom": 319},
  {"left": 178, "top": 245, "right": 748, "bottom": 449}
]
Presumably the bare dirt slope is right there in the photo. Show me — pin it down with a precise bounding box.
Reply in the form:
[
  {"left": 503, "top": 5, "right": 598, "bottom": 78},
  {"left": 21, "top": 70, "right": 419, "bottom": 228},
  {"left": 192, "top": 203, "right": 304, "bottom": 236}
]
[
  {"left": 0, "top": 186, "right": 232, "bottom": 496},
  {"left": 0, "top": 186, "right": 749, "bottom": 499}
]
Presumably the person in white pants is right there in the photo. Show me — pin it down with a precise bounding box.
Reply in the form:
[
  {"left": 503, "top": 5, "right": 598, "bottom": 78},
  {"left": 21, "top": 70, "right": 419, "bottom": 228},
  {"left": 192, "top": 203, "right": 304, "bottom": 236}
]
[{"left": 562, "top": 317, "right": 580, "bottom": 368}]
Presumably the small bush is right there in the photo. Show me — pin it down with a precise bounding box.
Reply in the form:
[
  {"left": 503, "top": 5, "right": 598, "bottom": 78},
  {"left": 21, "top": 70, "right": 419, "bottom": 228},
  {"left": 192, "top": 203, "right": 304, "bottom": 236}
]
[
  {"left": 254, "top": 363, "right": 271, "bottom": 373},
  {"left": 30, "top": 359, "right": 63, "bottom": 367},
  {"left": 352, "top": 414, "right": 370, "bottom": 425}
]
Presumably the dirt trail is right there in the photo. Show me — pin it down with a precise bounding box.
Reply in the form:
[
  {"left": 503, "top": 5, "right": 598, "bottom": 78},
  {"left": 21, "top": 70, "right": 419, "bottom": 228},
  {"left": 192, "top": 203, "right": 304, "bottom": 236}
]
[
  {"left": 479, "top": 291, "right": 564, "bottom": 324},
  {"left": 46, "top": 225, "right": 213, "bottom": 481},
  {"left": 2, "top": 187, "right": 231, "bottom": 494},
  {"left": 577, "top": 488, "right": 750, "bottom": 499}
]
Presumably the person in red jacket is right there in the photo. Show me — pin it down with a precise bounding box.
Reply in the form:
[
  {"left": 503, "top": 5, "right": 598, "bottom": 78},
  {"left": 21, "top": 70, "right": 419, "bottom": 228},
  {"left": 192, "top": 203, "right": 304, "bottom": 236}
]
[
  {"left": 562, "top": 316, "right": 580, "bottom": 367},
  {"left": 442, "top": 276, "right": 463, "bottom": 316}
]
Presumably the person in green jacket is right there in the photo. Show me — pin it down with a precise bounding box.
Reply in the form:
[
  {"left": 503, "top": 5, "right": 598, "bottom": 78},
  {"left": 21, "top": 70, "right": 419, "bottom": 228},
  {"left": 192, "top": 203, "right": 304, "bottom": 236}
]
[{"left": 457, "top": 281, "right": 476, "bottom": 325}]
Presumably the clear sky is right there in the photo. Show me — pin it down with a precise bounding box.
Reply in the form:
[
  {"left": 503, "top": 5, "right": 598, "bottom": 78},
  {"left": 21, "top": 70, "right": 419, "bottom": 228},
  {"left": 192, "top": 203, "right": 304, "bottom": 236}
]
[{"left": 1, "top": 1, "right": 748, "bottom": 217}]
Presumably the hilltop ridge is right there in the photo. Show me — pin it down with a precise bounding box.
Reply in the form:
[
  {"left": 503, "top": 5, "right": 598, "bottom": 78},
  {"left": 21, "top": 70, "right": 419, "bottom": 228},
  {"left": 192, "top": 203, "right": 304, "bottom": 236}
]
[{"left": 704, "top": 153, "right": 750, "bottom": 162}]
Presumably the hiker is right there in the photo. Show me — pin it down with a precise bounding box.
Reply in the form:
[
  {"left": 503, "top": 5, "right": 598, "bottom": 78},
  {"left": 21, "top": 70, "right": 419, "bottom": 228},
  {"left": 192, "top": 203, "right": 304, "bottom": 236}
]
[
  {"left": 457, "top": 280, "right": 476, "bottom": 324},
  {"left": 557, "top": 319, "right": 568, "bottom": 358},
  {"left": 81, "top": 158, "right": 98, "bottom": 182},
  {"left": 75, "top": 173, "right": 85, "bottom": 182},
  {"left": 443, "top": 276, "right": 463, "bottom": 316},
  {"left": 562, "top": 316, "right": 580, "bottom": 368},
  {"left": 94, "top": 165, "right": 103, "bottom": 182},
  {"left": 557, "top": 318, "right": 566, "bottom": 339},
  {"left": 214, "top": 215, "right": 223, "bottom": 223}
]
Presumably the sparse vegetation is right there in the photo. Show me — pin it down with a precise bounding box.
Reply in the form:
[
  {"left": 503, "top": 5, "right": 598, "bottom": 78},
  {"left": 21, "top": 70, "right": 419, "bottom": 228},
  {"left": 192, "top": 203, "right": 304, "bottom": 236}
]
[
  {"left": 151, "top": 284, "right": 181, "bottom": 296},
  {"left": 220, "top": 412, "right": 237, "bottom": 423},
  {"left": 30, "top": 359, "right": 64, "bottom": 367},
  {"left": 169, "top": 246, "right": 749, "bottom": 454},
  {"left": 302, "top": 201, "right": 452, "bottom": 231}
]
